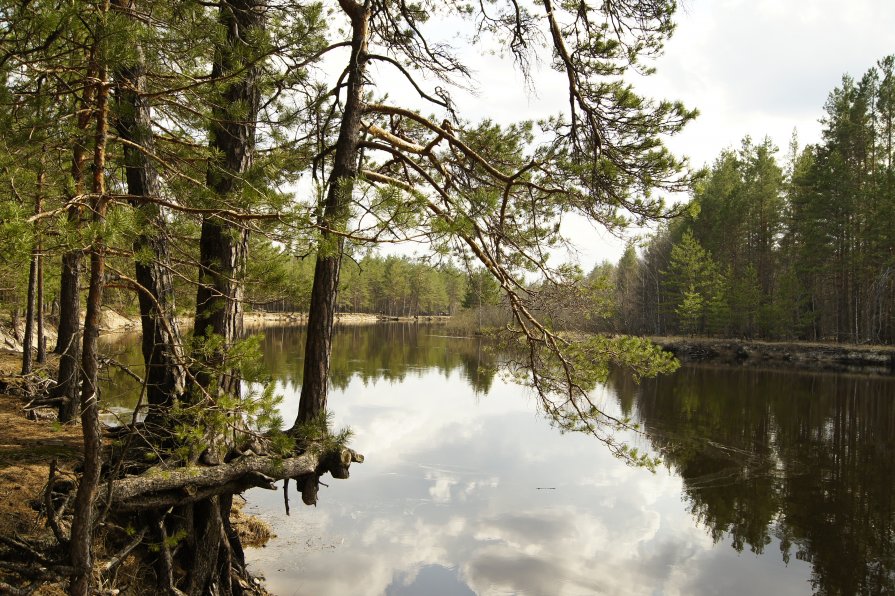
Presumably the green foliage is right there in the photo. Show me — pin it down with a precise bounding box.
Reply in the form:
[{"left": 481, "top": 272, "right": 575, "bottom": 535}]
[
  {"left": 499, "top": 330, "right": 677, "bottom": 467},
  {"left": 172, "top": 333, "right": 294, "bottom": 462},
  {"left": 291, "top": 410, "right": 353, "bottom": 456},
  {"left": 462, "top": 268, "right": 502, "bottom": 309},
  {"left": 676, "top": 286, "right": 704, "bottom": 335},
  {"left": 623, "top": 53, "right": 895, "bottom": 342}
]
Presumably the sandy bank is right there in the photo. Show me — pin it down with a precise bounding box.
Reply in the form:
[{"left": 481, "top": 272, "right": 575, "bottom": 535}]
[{"left": 243, "top": 311, "right": 451, "bottom": 326}]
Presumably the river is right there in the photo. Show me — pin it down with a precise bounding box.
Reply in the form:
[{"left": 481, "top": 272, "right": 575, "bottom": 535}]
[{"left": 99, "top": 324, "right": 895, "bottom": 595}]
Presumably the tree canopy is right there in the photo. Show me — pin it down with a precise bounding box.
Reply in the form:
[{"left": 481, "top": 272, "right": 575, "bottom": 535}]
[
  {"left": 599, "top": 56, "right": 895, "bottom": 343},
  {"left": 0, "top": 0, "right": 694, "bottom": 592}
]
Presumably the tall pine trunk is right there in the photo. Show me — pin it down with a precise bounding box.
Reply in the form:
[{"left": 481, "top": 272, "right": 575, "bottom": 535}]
[
  {"left": 21, "top": 243, "right": 38, "bottom": 375},
  {"left": 192, "top": 0, "right": 261, "bottom": 398},
  {"left": 182, "top": 2, "right": 262, "bottom": 592},
  {"left": 69, "top": 14, "right": 110, "bottom": 590},
  {"left": 293, "top": 0, "right": 370, "bottom": 428},
  {"left": 54, "top": 50, "right": 98, "bottom": 422},
  {"left": 113, "top": 0, "right": 185, "bottom": 413},
  {"left": 21, "top": 157, "right": 46, "bottom": 374},
  {"left": 36, "top": 266, "right": 45, "bottom": 363}
]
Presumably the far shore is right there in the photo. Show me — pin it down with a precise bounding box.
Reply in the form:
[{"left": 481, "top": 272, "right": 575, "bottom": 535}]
[
  {"left": 242, "top": 311, "right": 453, "bottom": 327},
  {"left": 654, "top": 336, "right": 895, "bottom": 375},
  {"left": 5, "top": 310, "right": 893, "bottom": 376}
]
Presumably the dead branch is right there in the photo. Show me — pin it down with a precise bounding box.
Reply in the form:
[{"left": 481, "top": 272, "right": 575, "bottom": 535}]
[{"left": 100, "top": 527, "right": 147, "bottom": 574}]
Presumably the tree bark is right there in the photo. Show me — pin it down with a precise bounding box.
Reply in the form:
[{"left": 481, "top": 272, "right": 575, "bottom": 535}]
[
  {"left": 69, "top": 15, "right": 110, "bottom": 592},
  {"left": 53, "top": 248, "right": 81, "bottom": 422},
  {"left": 113, "top": 0, "right": 186, "bottom": 412},
  {"left": 54, "top": 50, "right": 98, "bottom": 422},
  {"left": 21, "top": 243, "right": 38, "bottom": 375},
  {"left": 22, "top": 159, "right": 46, "bottom": 375},
  {"left": 104, "top": 447, "right": 362, "bottom": 509},
  {"left": 183, "top": 3, "right": 263, "bottom": 592},
  {"left": 36, "top": 217, "right": 46, "bottom": 365},
  {"left": 191, "top": 0, "right": 262, "bottom": 402},
  {"left": 294, "top": 0, "right": 370, "bottom": 428}
]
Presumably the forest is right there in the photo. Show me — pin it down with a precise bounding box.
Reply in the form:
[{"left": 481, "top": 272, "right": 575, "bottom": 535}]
[
  {"left": 592, "top": 57, "right": 895, "bottom": 343},
  {"left": 0, "top": 0, "right": 688, "bottom": 594}
]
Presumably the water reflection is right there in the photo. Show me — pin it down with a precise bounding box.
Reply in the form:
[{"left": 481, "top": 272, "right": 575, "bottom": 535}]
[
  {"left": 98, "top": 326, "right": 895, "bottom": 595},
  {"left": 610, "top": 367, "right": 895, "bottom": 595},
  {"left": 97, "top": 324, "right": 498, "bottom": 411},
  {"left": 255, "top": 325, "right": 497, "bottom": 396}
]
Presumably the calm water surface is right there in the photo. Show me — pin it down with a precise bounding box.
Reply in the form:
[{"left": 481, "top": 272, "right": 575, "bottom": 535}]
[{"left": 99, "top": 325, "right": 895, "bottom": 595}]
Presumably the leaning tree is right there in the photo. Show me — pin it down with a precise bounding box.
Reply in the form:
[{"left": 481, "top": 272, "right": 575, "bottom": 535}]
[
  {"left": 0, "top": 0, "right": 695, "bottom": 592},
  {"left": 293, "top": 0, "right": 693, "bottom": 459}
]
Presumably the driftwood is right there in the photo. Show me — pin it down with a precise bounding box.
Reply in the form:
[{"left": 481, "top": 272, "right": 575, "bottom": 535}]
[{"left": 105, "top": 448, "right": 364, "bottom": 512}]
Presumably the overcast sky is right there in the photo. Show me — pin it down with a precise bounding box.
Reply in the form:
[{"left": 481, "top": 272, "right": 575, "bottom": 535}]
[
  {"left": 641, "top": 0, "right": 895, "bottom": 168},
  {"left": 579, "top": 0, "right": 895, "bottom": 267},
  {"left": 369, "top": 0, "right": 895, "bottom": 270}
]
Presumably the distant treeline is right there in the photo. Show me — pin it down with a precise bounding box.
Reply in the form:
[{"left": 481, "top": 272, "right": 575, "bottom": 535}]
[
  {"left": 0, "top": 242, "right": 501, "bottom": 325},
  {"left": 245, "top": 251, "right": 501, "bottom": 318},
  {"left": 592, "top": 57, "right": 895, "bottom": 343}
]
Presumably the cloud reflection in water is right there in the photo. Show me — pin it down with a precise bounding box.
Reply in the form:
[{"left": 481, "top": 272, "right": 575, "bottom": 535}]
[{"left": 244, "top": 355, "right": 812, "bottom": 596}]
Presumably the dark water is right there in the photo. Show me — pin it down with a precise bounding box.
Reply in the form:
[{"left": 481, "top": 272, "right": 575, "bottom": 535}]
[{"left": 99, "top": 325, "right": 895, "bottom": 595}]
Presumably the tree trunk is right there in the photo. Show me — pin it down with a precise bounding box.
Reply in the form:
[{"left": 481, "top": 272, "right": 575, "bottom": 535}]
[
  {"left": 294, "top": 0, "right": 370, "bottom": 428},
  {"left": 53, "top": 248, "right": 81, "bottom": 422},
  {"left": 192, "top": 0, "right": 261, "bottom": 400},
  {"left": 21, "top": 245, "right": 38, "bottom": 375},
  {"left": 22, "top": 161, "right": 46, "bottom": 374},
  {"left": 36, "top": 209, "right": 46, "bottom": 364},
  {"left": 181, "top": 2, "right": 263, "bottom": 592},
  {"left": 69, "top": 20, "right": 110, "bottom": 592},
  {"left": 113, "top": 1, "right": 186, "bottom": 412},
  {"left": 54, "top": 49, "right": 98, "bottom": 422}
]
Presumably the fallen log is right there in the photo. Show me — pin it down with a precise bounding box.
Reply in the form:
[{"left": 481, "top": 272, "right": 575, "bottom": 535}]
[{"left": 104, "top": 447, "right": 364, "bottom": 511}]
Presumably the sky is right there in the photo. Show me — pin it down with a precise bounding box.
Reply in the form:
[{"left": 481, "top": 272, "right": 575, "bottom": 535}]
[
  {"left": 372, "top": 0, "right": 895, "bottom": 271},
  {"left": 580, "top": 0, "right": 895, "bottom": 267}
]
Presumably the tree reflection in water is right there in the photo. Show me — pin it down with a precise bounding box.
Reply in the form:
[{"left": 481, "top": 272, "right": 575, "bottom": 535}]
[
  {"left": 101, "top": 327, "right": 893, "bottom": 594},
  {"left": 254, "top": 324, "right": 498, "bottom": 397},
  {"left": 609, "top": 366, "right": 895, "bottom": 595}
]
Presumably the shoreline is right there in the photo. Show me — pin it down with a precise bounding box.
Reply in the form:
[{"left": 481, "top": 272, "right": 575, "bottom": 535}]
[
  {"left": 654, "top": 336, "right": 895, "bottom": 375},
  {"left": 242, "top": 311, "right": 452, "bottom": 327}
]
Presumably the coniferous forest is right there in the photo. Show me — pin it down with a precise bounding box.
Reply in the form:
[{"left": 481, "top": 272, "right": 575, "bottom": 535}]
[
  {"left": 0, "top": 1, "right": 689, "bottom": 593},
  {"left": 594, "top": 57, "right": 895, "bottom": 344},
  {"left": 0, "top": 0, "right": 892, "bottom": 592}
]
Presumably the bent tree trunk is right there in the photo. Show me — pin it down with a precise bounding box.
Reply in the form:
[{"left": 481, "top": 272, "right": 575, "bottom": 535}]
[
  {"left": 112, "top": 7, "right": 185, "bottom": 413},
  {"left": 294, "top": 0, "right": 370, "bottom": 428}
]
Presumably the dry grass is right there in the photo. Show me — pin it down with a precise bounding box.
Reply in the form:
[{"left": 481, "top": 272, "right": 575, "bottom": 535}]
[{"left": 230, "top": 499, "right": 274, "bottom": 548}]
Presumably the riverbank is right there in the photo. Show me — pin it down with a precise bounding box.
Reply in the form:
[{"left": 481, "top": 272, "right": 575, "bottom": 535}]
[
  {"left": 244, "top": 311, "right": 452, "bottom": 327},
  {"left": 0, "top": 306, "right": 141, "bottom": 353},
  {"left": 0, "top": 350, "right": 274, "bottom": 593},
  {"left": 243, "top": 311, "right": 382, "bottom": 326},
  {"left": 654, "top": 336, "right": 895, "bottom": 375},
  {"left": 0, "top": 310, "right": 454, "bottom": 351}
]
